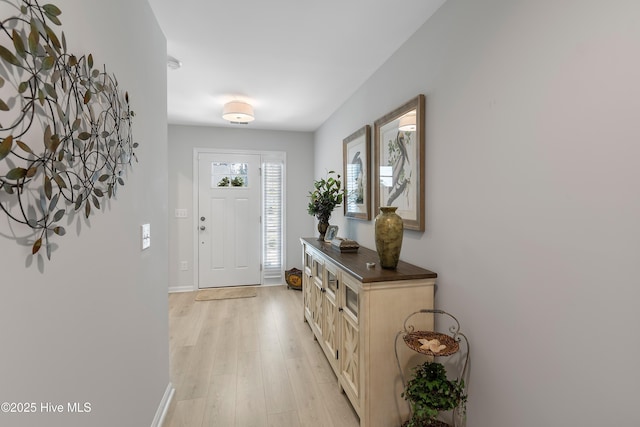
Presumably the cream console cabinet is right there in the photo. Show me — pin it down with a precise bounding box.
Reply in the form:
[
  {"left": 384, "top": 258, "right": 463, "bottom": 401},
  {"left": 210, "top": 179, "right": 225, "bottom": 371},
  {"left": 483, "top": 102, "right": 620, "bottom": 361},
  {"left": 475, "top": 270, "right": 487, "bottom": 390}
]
[{"left": 300, "top": 238, "right": 437, "bottom": 427}]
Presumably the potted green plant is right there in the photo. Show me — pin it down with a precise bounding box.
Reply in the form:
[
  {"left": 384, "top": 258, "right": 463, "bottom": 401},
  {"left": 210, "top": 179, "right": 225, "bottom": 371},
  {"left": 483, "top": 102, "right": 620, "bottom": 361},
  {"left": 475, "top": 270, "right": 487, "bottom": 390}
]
[
  {"left": 307, "top": 171, "right": 344, "bottom": 240},
  {"left": 402, "top": 361, "right": 467, "bottom": 427}
]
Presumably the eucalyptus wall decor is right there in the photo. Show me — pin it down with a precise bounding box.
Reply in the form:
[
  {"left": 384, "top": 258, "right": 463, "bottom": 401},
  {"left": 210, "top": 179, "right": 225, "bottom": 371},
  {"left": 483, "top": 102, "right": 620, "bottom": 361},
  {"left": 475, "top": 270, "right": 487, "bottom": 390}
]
[{"left": 0, "top": 0, "right": 137, "bottom": 259}]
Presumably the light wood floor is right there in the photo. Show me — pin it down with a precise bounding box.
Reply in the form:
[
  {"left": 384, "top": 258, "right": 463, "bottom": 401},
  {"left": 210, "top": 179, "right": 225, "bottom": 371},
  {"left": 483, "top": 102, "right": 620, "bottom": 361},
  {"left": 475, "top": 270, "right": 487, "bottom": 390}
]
[{"left": 163, "top": 285, "right": 360, "bottom": 427}]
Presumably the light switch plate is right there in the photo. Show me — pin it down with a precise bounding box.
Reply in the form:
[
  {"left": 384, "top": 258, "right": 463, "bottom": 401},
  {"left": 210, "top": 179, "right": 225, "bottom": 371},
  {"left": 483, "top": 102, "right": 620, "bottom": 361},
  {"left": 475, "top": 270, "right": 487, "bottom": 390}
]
[
  {"left": 141, "top": 223, "right": 151, "bottom": 250},
  {"left": 175, "top": 209, "right": 188, "bottom": 218}
]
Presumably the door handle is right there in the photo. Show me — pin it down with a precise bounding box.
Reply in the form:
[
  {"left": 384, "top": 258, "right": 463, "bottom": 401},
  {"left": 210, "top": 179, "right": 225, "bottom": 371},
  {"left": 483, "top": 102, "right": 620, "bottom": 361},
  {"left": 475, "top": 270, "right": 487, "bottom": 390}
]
[{"left": 200, "top": 226, "right": 206, "bottom": 231}]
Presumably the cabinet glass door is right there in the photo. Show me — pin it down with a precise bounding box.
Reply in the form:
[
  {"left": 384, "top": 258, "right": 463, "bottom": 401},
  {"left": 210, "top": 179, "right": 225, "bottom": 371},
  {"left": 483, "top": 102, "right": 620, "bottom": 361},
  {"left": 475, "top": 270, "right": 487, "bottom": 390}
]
[
  {"left": 327, "top": 267, "right": 338, "bottom": 295},
  {"left": 340, "top": 308, "right": 359, "bottom": 401},
  {"left": 312, "top": 259, "right": 322, "bottom": 281},
  {"left": 304, "top": 251, "right": 312, "bottom": 271},
  {"left": 345, "top": 286, "right": 358, "bottom": 319},
  {"left": 322, "top": 262, "right": 339, "bottom": 366},
  {"left": 303, "top": 270, "right": 312, "bottom": 320},
  {"left": 340, "top": 274, "right": 360, "bottom": 406},
  {"left": 312, "top": 279, "right": 323, "bottom": 334}
]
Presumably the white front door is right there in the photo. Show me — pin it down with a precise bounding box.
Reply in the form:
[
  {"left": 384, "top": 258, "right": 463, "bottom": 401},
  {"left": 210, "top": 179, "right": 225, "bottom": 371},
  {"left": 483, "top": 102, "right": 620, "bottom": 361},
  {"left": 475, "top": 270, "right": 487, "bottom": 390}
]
[{"left": 197, "top": 153, "right": 261, "bottom": 288}]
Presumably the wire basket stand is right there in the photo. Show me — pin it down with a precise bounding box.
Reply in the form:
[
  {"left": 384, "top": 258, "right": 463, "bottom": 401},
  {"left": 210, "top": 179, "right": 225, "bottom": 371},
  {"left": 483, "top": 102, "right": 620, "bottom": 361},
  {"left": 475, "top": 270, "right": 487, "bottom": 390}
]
[{"left": 395, "top": 309, "right": 470, "bottom": 427}]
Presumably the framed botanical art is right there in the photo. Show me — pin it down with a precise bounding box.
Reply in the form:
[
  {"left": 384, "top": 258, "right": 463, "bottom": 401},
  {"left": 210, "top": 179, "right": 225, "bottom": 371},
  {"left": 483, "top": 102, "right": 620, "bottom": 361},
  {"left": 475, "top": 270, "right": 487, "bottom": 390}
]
[
  {"left": 374, "top": 94, "right": 425, "bottom": 231},
  {"left": 343, "top": 125, "right": 371, "bottom": 220}
]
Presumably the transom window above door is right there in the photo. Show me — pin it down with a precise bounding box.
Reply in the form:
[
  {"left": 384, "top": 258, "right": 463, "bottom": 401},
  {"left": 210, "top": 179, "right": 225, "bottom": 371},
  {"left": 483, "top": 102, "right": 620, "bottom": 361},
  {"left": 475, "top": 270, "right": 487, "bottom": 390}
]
[{"left": 211, "top": 162, "right": 249, "bottom": 187}]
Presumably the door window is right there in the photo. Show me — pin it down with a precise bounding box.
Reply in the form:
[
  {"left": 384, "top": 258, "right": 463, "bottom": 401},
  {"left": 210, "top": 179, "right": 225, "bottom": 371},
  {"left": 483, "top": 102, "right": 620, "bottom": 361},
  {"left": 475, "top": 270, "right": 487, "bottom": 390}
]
[{"left": 211, "top": 162, "right": 249, "bottom": 187}]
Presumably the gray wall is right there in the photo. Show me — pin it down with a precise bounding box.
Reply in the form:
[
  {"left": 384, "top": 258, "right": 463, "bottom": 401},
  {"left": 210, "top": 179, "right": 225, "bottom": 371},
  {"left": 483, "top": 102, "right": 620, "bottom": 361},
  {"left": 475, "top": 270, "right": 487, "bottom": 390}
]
[
  {"left": 168, "top": 124, "right": 314, "bottom": 291},
  {"left": 315, "top": 0, "right": 640, "bottom": 425},
  {"left": 0, "top": 1, "right": 170, "bottom": 426}
]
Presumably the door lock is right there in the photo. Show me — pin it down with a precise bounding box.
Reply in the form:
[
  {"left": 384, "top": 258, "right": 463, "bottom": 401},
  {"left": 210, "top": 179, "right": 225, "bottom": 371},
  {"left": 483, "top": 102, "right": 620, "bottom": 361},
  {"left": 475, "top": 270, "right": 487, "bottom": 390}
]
[{"left": 200, "top": 216, "right": 206, "bottom": 221}]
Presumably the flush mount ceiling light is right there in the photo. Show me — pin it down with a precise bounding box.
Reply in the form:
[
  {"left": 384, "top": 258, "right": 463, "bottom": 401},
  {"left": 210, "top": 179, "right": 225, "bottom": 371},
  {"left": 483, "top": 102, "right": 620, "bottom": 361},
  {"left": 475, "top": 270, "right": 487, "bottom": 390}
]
[
  {"left": 222, "top": 101, "right": 255, "bottom": 124},
  {"left": 398, "top": 111, "right": 417, "bottom": 132},
  {"left": 167, "top": 55, "right": 182, "bottom": 70}
]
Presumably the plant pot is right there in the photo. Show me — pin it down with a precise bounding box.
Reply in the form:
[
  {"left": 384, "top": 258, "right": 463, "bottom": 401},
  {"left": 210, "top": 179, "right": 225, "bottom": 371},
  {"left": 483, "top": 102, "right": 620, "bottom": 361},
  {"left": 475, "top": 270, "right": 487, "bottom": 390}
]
[
  {"left": 317, "top": 218, "right": 329, "bottom": 241},
  {"left": 374, "top": 206, "right": 403, "bottom": 268}
]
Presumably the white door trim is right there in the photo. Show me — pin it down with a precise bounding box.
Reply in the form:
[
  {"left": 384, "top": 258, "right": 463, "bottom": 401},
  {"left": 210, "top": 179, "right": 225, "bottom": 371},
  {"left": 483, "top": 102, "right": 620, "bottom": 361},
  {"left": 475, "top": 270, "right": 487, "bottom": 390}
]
[{"left": 192, "top": 148, "right": 287, "bottom": 290}]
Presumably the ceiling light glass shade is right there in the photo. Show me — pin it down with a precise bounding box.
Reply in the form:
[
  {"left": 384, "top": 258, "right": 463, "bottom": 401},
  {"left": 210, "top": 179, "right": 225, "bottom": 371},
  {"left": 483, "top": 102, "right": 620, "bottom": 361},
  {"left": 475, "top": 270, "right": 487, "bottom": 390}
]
[
  {"left": 398, "top": 112, "right": 416, "bottom": 131},
  {"left": 222, "top": 101, "right": 255, "bottom": 123}
]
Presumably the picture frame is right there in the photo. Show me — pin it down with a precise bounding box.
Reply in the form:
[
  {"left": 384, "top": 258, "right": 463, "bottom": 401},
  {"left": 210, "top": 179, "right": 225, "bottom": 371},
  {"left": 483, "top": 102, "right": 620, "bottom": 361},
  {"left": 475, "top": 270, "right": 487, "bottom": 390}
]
[
  {"left": 324, "top": 225, "right": 339, "bottom": 242},
  {"left": 343, "top": 125, "right": 371, "bottom": 220},
  {"left": 374, "top": 94, "right": 425, "bottom": 231}
]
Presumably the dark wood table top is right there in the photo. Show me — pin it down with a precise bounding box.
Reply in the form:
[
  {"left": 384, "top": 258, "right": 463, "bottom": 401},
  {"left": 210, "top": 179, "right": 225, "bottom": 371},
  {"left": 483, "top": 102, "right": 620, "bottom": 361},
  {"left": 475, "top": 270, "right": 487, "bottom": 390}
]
[{"left": 301, "top": 238, "right": 437, "bottom": 283}]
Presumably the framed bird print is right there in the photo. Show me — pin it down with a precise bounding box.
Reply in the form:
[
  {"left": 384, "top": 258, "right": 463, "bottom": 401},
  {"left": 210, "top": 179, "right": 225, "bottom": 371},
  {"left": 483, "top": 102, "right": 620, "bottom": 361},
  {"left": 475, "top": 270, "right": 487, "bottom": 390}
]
[
  {"left": 374, "top": 94, "right": 425, "bottom": 231},
  {"left": 343, "top": 125, "right": 371, "bottom": 220}
]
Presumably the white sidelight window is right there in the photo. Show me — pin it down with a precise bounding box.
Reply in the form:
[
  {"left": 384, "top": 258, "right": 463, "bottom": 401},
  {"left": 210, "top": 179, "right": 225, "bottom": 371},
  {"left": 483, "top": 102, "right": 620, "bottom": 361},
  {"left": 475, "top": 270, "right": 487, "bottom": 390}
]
[{"left": 262, "top": 154, "right": 285, "bottom": 282}]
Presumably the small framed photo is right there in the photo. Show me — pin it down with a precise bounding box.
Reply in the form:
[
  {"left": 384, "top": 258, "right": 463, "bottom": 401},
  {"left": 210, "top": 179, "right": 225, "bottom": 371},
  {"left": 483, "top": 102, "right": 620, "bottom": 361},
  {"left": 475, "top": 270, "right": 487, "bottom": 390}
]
[
  {"left": 324, "top": 225, "right": 339, "bottom": 242},
  {"left": 343, "top": 125, "right": 371, "bottom": 220}
]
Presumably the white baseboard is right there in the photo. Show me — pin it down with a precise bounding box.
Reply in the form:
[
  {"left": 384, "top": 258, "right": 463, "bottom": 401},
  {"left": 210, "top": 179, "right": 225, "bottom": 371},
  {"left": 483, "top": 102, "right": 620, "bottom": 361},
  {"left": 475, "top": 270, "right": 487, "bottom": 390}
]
[
  {"left": 151, "top": 382, "right": 174, "bottom": 427},
  {"left": 169, "top": 285, "right": 195, "bottom": 293},
  {"left": 169, "top": 283, "right": 286, "bottom": 292}
]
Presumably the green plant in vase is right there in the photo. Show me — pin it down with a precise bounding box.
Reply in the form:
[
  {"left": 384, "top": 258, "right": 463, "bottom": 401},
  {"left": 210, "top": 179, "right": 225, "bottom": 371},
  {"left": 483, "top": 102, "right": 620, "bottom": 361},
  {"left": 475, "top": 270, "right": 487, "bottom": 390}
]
[
  {"left": 402, "top": 361, "right": 467, "bottom": 427},
  {"left": 307, "top": 171, "right": 344, "bottom": 241}
]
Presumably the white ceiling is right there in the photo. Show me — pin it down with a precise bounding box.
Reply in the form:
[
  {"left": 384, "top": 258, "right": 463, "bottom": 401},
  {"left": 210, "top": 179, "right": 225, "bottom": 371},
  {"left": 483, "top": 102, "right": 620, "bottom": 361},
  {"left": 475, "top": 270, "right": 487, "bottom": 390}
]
[{"left": 147, "top": 0, "right": 446, "bottom": 132}]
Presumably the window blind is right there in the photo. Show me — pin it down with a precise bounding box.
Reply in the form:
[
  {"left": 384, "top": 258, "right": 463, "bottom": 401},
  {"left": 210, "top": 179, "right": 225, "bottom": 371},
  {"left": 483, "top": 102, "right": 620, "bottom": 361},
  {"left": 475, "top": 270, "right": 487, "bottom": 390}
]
[{"left": 263, "top": 161, "right": 283, "bottom": 279}]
